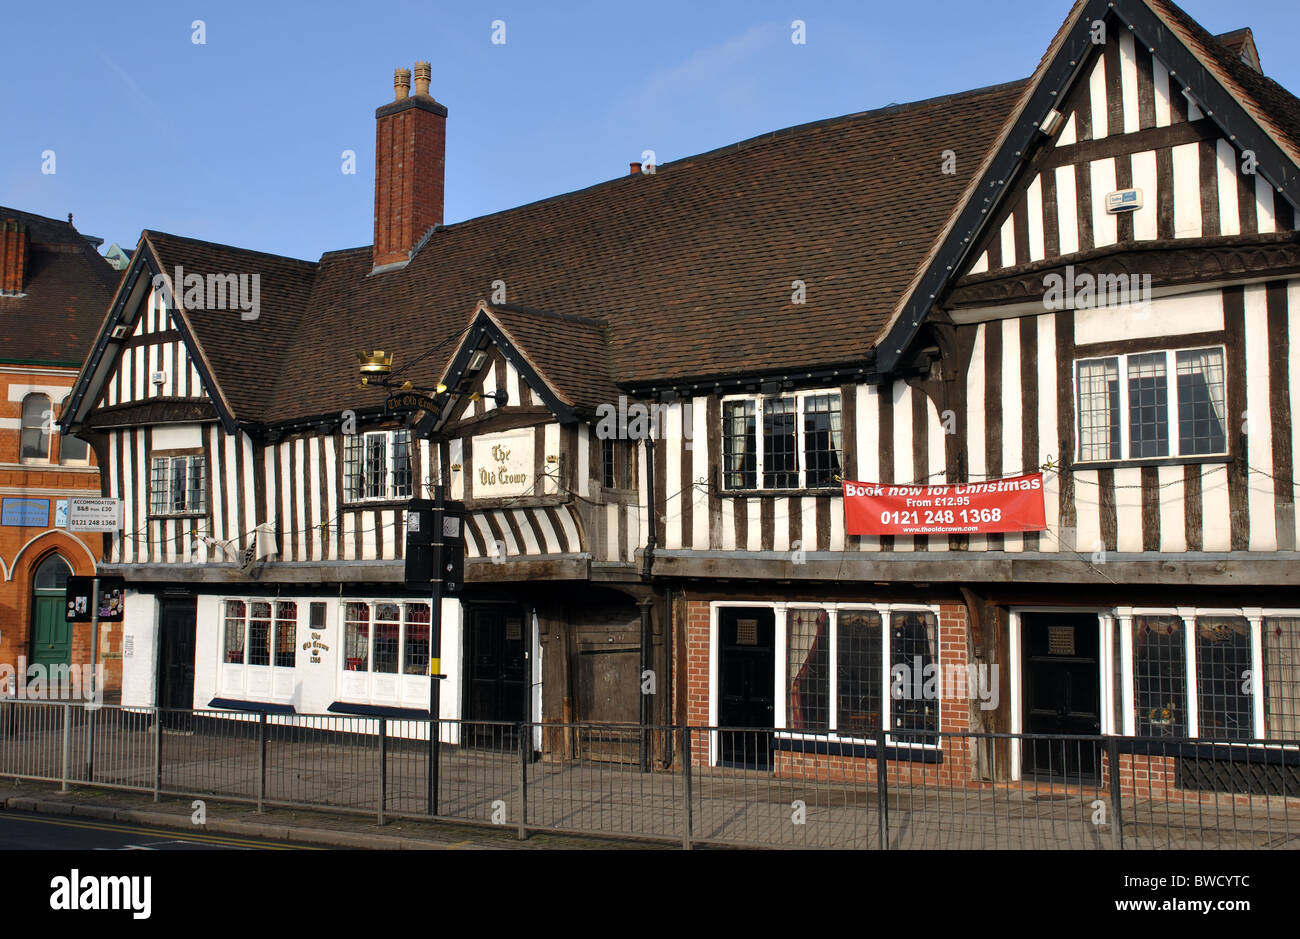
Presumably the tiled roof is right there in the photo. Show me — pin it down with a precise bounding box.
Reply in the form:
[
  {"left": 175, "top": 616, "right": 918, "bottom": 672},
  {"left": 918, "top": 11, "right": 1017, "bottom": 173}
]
[
  {"left": 1154, "top": 0, "right": 1300, "bottom": 161},
  {"left": 143, "top": 231, "right": 317, "bottom": 419},
  {"left": 0, "top": 207, "right": 121, "bottom": 367},
  {"left": 139, "top": 80, "right": 1026, "bottom": 423}
]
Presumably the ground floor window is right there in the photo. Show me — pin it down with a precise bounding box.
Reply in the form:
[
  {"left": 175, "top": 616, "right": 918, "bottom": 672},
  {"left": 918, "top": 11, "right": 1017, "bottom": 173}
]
[
  {"left": 223, "top": 599, "right": 298, "bottom": 668},
  {"left": 767, "top": 603, "right": 939, "bottom": 744},
  {"left": 343, "top": 601, "right": 431, "bottom": 675},
  {"left": 1122, "top": 608, "right": 1300, "bottom": 740}
]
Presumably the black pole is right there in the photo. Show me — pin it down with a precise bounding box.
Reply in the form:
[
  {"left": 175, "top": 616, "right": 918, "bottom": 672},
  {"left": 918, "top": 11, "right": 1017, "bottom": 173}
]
[{"left": 427, "top": 483, "right": 445, "bottom": 817}]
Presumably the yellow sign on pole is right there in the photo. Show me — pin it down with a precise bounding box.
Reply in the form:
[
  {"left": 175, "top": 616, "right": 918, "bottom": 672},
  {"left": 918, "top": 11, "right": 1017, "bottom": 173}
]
[{"left": 429, "top": 657, "right": 441, "bottom": 677}]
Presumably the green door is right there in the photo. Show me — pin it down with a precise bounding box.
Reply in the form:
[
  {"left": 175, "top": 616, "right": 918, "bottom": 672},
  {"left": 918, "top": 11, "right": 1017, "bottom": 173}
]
[{"left": 30, "top": 555, "right": 72, "bottom": 668}]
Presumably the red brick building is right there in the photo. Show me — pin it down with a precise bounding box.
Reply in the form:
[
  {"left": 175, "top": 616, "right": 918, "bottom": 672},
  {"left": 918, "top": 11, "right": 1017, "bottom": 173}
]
[{"left": 0, "top": 209, "right": 120, "bottom": 694}]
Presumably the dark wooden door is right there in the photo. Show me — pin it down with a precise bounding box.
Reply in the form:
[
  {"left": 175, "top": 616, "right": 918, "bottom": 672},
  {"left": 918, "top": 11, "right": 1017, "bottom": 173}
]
[
  {"left": 465, "top": 605, "right": 526, "bottom": 748},
  {"left": 159, "top": 599, "right": 197, "bottom": 728},
  {"left": 1021, "top": 612, "right": 1101, "bottom": 780},
  {"left": 717, "top": 607, "right": 774, "bottom": 769}
]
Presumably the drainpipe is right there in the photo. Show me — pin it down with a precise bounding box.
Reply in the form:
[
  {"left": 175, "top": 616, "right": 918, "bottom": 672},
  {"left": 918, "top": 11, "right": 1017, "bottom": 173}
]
[{"left": 640, "top": 436, "right": 656, "bottom": 581}]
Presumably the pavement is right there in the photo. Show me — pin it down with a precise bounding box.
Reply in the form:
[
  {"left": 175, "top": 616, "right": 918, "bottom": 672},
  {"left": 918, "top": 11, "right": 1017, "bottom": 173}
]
[{"left": 0, "top": 781, "right": 668, "bottom": 850}]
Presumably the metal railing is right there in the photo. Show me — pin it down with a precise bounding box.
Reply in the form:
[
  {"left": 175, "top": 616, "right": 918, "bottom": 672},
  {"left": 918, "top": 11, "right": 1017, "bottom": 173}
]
[{"left": 2, "top": 701, "right": 1297, "bottom": 849}]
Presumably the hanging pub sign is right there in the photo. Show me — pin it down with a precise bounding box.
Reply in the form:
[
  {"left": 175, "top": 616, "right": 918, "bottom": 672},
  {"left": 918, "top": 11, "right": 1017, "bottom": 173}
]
[
  {"left": 842, "top": 473, "right": 1046, "bottom": 537},
  {"left": 384, "top": 391, "right": 440, "bottom": 415}
]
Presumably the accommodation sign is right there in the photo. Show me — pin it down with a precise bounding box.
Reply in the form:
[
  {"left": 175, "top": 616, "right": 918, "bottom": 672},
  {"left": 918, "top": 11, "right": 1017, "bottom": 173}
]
[
  {"left": 474, "top": 430, "right": 532, "bottom": 498},
  {"left": 842, "top": 473, "right": 1046, "bottom": 536},
  {"left": 66, "top": 497, "right": 123, "bottom": 532}
]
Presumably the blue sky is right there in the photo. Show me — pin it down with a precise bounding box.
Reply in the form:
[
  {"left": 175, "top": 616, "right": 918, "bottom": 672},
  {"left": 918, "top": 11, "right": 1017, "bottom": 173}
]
[{"left": 3, "top": 0, "right": 1297, "bottom": 261}]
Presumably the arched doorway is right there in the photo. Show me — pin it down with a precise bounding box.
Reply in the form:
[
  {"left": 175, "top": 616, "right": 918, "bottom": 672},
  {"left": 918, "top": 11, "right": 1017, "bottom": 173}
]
[{"left": 30, "top": 554, "right": 72, "bottom": 669}]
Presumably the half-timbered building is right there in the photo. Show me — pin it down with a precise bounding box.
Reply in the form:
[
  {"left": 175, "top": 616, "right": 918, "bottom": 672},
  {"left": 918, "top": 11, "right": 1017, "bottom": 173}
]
[{"left": 63, "top": 0, "right": 1300, "bottom": 789}]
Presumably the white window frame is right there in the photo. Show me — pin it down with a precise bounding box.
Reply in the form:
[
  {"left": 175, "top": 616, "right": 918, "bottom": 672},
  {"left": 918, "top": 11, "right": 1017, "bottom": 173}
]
[
  {"left": 1112, "top": 605, "right": 1299, "bottom": 746},
  {"left": 343, "top": 429, "right": 412, "bottom": 503},
  {"left": 149, "top": 453, "right": 206, "bottom": 516},
  {"left": 221, "top": 598, "right": 299, "bottom": 669},
  {"left": 708, "top": 600, "right": 943, "bottom": 763},
  {"left": 1073, "top": 344, "right": 1228, "bottom": 463},
  {"left": 339, "top": 599, "right": 432, "bottom": 677},
  {"left": 720, "top": 389, "right": 843, "bottom": 491},
  {"left": 19, "top": 393, "right": 52, "bottom": 464}
]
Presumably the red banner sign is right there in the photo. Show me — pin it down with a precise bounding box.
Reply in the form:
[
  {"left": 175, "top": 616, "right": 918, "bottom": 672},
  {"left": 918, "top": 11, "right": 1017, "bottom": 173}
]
[{"left": 842, "top": 473, "right": 1046, "bottom": 536}]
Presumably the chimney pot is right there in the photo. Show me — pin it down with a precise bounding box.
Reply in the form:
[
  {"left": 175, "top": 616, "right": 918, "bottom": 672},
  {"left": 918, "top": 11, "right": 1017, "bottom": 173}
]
[
  {"left": 394, "top": 67, "right": 411, "bottom": 101},
  {"left": 413, "top": 61, "right": 432, "bottom": 97},
  {"left": 629, "top": 162, "right": 642, "bottom": 176}
]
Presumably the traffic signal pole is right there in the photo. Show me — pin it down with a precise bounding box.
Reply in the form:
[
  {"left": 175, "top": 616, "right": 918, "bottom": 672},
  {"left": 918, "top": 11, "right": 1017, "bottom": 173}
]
[{"left": 427, "top": 483, "right": 444, "bottom": 817}]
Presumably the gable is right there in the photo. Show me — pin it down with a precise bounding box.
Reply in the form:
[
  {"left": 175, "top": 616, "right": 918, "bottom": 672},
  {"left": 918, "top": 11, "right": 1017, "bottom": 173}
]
[
  {"left": 61, "top": 242, "right": 234, "bottom": 433},
  {"left": 876, "top": 0, "right": 1300, "bottom": 373},
  {"left": 961, "top": 28, "right": 1296, "bottom": 281}
]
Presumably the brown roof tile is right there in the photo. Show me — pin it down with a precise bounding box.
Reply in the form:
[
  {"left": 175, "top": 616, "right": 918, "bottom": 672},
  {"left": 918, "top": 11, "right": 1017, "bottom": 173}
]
[{"left": 0, "top": 207, "right": 121, "bottom": 367}]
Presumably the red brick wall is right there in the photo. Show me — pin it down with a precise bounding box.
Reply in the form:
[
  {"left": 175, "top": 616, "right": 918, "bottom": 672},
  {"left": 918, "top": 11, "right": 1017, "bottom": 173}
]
[
  {"left": 0, "top": 367, "right": 116, "bottom": 694},
  {"left": 373, "top": 104, "right": 446, "bottom": 267}
]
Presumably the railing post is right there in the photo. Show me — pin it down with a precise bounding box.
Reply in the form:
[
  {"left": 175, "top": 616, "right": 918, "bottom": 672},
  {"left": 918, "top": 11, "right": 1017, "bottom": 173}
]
[
  {"left": 1107, "top": 735, "right": 1124, "bottom": 850},
  {"left": 377, "top": 717, "right": 387, "bottom": 827},
  {"left": 84, "top": 703, "right": 95, "bottom": 783},
  {"left": 257, "top": 711, "right": 267, "bottom": 813},
  {"left": 153, "top": 708, "right": 162, "bottom": 802},
  {"left": 681, "top": 728, "right": 693, "bottom": 850},
  {"left": 518, "top": 722, "right": 529, "bottom": 841},
  {"left": 876, "top": 730, "right": 890, "bottom": 850},
  {"left": 60, "top": 704, "right": 71, "bottom": 792}
]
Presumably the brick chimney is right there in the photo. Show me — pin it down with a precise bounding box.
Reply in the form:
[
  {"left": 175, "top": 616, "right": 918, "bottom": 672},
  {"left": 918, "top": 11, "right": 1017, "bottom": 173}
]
[
  {"left": 0, "top": 220, "right": 28, "bottom": 294},
  {"left": 373, "top": 62, "right": 447, "bottom": 269}
]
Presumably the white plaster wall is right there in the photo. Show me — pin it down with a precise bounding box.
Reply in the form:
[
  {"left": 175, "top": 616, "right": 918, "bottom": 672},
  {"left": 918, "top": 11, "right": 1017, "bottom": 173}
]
[{"left": 120, "top": 591, "right": 158, "bottom": 708}]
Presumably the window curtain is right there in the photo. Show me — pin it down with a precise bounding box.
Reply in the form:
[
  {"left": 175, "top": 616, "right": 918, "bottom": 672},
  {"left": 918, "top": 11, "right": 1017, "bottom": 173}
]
[
  {"left": 1177, "top": 348, "right": 1227, "bottom": 429},
  {"left": 787, "top": 609, "right": 828, "bottom": 731}
]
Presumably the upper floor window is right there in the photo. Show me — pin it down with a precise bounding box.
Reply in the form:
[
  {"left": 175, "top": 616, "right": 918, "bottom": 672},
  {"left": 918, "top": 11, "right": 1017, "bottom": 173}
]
[
  {"left": 343, "top": 429, "right": 412, "bottom": 502},
  {"left": 149, "top": 453, "right": 206, "bottom": 515},
  {"left": 723, "top": 391, "right": 842, "bottom": 491},
  {"left": 601, "top": 437, "right": 635, "bottom": 490},
  {"left": 20, "top": 393, "right": 51, "bottom": 462},
  {"left": 58, "top": 395, "right": 89, "bottom": 465},
  {"left": 1076, "top": 346, "right": 1226, "bottom": 463}
]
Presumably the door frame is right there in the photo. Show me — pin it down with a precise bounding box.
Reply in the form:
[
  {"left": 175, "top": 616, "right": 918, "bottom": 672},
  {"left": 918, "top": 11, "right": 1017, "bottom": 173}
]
[
  {"left": 156, "top": 596, "right": 198, "bottom": 713},
  {"left": 708, "top": 601, "right": 780, "bottom": 767},
  {"left": 1009, "top": 606, "right": 1116, "bottom": 781}
]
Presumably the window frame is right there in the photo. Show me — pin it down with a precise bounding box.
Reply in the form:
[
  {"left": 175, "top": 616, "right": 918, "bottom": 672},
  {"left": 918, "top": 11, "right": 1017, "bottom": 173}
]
[
  {"left": 148, "top": 451, "right": 207, "bottom": 517},
  {"left": 1117, "top": 606, "right": 1300, "bottom": 744},
  {"left": 1072, "top": 345, "right": 1229, "bottom": 466},
  {"left": 56, "top": 395, "right": 90, "bottom": 466},
  {"left": 340, "top": 599, "right": 433, "bottom": 677},
  {"left": 222, "top": 598, "right": 298, "bottom": 671},
  {"left": 720, "top": 389, "right": 843, "bottom": 493},
  {"left": 342, "top": 429, "right": 413, "bottom": 504},
  {"left": 19, "top": 393, "right": 52, "bottom": 464},
  {"left": 750, "top": 601, "right": 943, "bottom": 749}
]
